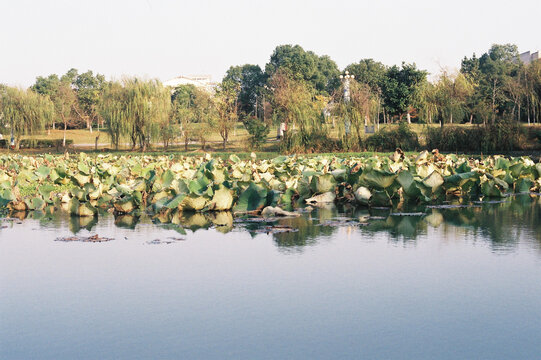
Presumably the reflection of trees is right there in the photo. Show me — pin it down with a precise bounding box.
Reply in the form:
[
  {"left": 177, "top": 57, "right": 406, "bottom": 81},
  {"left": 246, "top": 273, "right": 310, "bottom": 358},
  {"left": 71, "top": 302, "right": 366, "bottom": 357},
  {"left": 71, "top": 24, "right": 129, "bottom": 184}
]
[
  {"left": 356, "top": 195, "right": 541, "bottom": 252},
  {"left": 272, "top": 211, "right": 336, "bottom": 249},
  {"left": 6, "top": 195, "right": 541, "bottom": 254}
]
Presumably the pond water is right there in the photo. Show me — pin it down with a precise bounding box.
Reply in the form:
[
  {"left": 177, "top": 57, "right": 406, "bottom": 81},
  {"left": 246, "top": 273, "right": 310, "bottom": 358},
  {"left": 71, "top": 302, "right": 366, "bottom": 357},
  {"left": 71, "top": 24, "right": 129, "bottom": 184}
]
[{"left": 1, "top": 195, "right": 541, "bottom": 359}]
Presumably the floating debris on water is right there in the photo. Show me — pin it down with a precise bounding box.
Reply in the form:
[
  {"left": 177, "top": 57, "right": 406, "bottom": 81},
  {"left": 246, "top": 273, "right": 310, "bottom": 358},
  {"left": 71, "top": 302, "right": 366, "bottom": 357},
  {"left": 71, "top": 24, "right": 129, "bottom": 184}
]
[
  {"left": 55, "top": 234, "right": 114, "bottom": 242},
  {"left": 254, "top": 225, "right": 298, "bottom": 234},
  {"left": 427, "top": 204, "right": 481, "bottom": 209},
  {"left": 145, "top": 237, "right": 184, "bottom": 245},
  {"left": 389, "top": 212, "right": 425, "bottom": 216}
]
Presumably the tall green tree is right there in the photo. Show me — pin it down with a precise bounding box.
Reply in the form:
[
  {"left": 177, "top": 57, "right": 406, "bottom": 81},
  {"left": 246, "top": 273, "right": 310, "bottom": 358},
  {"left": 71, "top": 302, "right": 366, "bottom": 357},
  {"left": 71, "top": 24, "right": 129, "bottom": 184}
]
[
  {"left": 265, "top": 44, "right": 340, "bottom": 95},
  {"left": 477, "top": 44, "right": 520, "bottom": 124},
  {"left": 381, "top": 63, "right": 427, "bottom": 122},
  {"left": 223, "top": 64, "right": 265, "bottom": 117},
  {"left": 73, "top": 70, "right": 106, "bottom": 131}
]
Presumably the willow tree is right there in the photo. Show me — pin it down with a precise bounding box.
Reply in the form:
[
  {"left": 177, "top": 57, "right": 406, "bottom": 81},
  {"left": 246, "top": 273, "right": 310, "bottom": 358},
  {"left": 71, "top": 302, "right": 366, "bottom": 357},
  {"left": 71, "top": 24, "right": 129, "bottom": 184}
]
[
  {"left": 100, "top": 79, "right": 170, "bottom": 151},
  {"left": 0, "top": 87, "right": 54, "bottom": 150},
  {"left": 333, "top": 80, "right": 374, "bottom": 150},
  {"left": 99, "top": 81, "right": 127, "bottom": 150}
]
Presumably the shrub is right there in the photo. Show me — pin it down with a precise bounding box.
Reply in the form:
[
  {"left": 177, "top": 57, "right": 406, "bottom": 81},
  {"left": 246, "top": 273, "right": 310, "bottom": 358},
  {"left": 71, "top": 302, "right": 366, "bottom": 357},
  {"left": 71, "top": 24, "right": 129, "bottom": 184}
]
[
  {"left": 244, "top": 117, "right": 270, "bottom": 150},
  {"left": 0, "top": 139, "right": 74, "bottom": 149},
  {"left": 426, "top": 119, "right": 527, "bottom": 153},
  {"left": 280, "top": 129, "right": 340, "bottom": 154},
  {"left": 365, "top": 122, "right": 420, "bottom": 152}
]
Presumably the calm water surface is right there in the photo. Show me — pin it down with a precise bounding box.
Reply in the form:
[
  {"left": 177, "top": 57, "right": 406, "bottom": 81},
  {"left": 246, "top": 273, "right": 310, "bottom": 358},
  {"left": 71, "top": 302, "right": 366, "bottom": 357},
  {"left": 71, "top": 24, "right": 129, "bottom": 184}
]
[{"left": 1, "top": 195, "right": 541, "bottom": 359}]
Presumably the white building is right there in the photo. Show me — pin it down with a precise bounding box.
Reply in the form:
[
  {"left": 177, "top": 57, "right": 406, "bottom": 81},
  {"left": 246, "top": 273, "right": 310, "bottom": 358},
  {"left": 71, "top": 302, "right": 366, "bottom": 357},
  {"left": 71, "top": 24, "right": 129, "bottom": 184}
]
[
  {"left": 519, "top": 51, "right": 541, "bottom": 65},
  {"left": 162, "top": 75, "right": 217, "bottom": 93}
]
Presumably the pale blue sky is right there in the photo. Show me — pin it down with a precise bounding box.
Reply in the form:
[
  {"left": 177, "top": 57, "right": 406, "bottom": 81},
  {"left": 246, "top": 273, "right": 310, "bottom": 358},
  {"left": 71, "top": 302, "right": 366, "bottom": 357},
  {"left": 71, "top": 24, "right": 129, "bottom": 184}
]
[{"left": 1, "top": 0, "right": 540, "bottom": 87}]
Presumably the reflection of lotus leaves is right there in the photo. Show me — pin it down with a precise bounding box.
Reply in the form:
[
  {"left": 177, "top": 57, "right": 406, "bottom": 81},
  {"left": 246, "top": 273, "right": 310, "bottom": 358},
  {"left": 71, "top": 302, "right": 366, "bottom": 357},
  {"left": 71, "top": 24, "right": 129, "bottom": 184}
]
[
  {"left": 115, "top": 214, "right": 139, "bottom": 229},
  {"left": 424, "top": 211, "right": 444, "bottom": 227},
  {"left": 180, "top": 213, "right": 210, "bottom": 229}
]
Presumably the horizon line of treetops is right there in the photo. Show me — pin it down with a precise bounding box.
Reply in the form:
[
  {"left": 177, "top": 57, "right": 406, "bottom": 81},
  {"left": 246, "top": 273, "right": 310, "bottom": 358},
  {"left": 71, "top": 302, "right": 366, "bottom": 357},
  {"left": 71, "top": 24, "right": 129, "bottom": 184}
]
[{"left": 1, "top": 43, "right": 540, "bottom": 151}]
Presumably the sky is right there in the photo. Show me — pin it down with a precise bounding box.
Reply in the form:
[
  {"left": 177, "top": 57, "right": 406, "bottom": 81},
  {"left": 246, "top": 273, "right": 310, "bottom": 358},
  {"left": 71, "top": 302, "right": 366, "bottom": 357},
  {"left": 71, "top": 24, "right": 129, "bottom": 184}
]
[{"left": 1, "top": 0, "right": 540, "bottom": 87}]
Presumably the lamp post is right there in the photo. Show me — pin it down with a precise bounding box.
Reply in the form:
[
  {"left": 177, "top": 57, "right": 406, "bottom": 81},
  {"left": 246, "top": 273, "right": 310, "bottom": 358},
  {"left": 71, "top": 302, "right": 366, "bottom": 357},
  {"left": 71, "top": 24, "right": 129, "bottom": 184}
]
[{"left": 340, "top": 71, "right": 354, "bottom": 134}]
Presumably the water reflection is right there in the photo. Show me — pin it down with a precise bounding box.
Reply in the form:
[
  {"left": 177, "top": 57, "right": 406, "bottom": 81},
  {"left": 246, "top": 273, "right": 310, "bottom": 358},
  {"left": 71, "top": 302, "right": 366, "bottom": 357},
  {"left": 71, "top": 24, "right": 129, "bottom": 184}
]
[{"left": 2, "top": 195, "right": 541, "bottom": 254}]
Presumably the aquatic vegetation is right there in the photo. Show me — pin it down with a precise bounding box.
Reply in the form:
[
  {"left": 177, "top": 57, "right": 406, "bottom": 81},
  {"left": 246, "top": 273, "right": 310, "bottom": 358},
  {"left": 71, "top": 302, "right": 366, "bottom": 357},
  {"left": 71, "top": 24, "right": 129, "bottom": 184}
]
[{"left": 0, "top": 152, "right": 540, "bottom": 225}]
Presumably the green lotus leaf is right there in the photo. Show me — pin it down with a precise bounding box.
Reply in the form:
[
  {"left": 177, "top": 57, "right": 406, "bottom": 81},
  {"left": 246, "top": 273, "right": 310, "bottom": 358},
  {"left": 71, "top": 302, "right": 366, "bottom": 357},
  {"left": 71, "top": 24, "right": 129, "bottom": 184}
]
[
  {"left": 311, "top": 173, "right": 337, "bottom": 193},
  {"left": 495, "top": 157, "right": 510, "bottom": 170},
  {"left": 535, "top": 164, "right": 541, "bottom": 179},
  {"left": 165, "top": 194, "right": 187, "bottom": 209},
  {"left": 423, "top": 171, "right": 444, "bottom": 192},
  {"left": 481, "top": 180, "right": 505, "bottom": 197},
  {"left": 280, "top": 188, "right": 297, "bottom": 205},
  {"left": 38, "top": 184, "right": 56, "bottom": 200},
  {"left": 78, "top": 162, "right": 90, "bottom": 175},
  {"left": 35, "top": 166, "right": 51, "bottom": 179},
  {"left": 162, "top": 170, "right": 175, "bottom": 188},
  {"left": 210, "top": 186, "right": 234, "bottom": 211},
  {"left": 188, "top": 176, "right": 211, "bottom": 195},
  {"left": 73, "top": 173, "right": 91, "bottom": 187},
  {"left": 229, "top": 154, "right": 241, "bottom": 163},
  {"left": 114, "top": 197, "right": 136, "bottom": 214},
  {"left": 370, "top": 190, "right": 391, "bottom": 207},
  {"left": 70, "top": 188, "right": 88, "bottom": 202},
  {"left": 272, "top": 156, "right": 288, "bottom": 165},
  {"left": 397, "top": 171, "right": 422, "bottom": 198},
  {"left": 515, "top": 178, "right": 533, "bottom": 193},
  {"left": 78, "top": 202, "right": 98, "bottom": 217},
  {"left": 234, "top": 182, "right": 267, "bottom": 212},
  {"left": 363, "top": 170, "right": 397, "bottom": 190},
  {"left": 444, "top": 171, "right": 478, "bottom": 189},
  {"left": 181, "top": 194, "right": 209, "bottom": 211}
]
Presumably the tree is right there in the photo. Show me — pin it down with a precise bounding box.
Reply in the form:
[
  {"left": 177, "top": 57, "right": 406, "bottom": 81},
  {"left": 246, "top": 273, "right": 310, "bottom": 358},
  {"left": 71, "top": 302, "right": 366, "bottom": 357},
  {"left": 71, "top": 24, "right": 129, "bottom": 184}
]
[
  {"left": 73, "top": 70, "right": 106, "bottom": 132},
  {"left": 477, "top": 44, "right": 520, "bottom": 124},
  {"left": 191, "top": 88, "right": 215, "bottom": 150},
  {"left": 100, "top": 79, "right": 170, "bottom": 151},
  {"left": 345, "top": 59, "right": 387, "bottom": 125},
  {"left": 51, "top": 81, "right": 81, "bottom": 147},
  {"left": 265, "top": 44, "right": 340, "bottom": 95},
  {"left": 223, "top": 64, "right": 265, "bottom": 117},
  {"left": 31, "top": 74, "right": 60, "bottom": 129},
  {"left": 214, "top": 80, "right": 240, "bottom": 149},
  {"left": 433, "top": 71, "right": 474, "bottom": 126},
  {"left": 0, "top": 87, "right": 54, "bottom": 150},
  {"left": 99, "top": 81, "right": 126, "bottom": 150},
  {"left": 381, "top": 63, "right": 428, "bottom": 122},
  {"left": 171, "top": 84, "right": 197, "bottom": 151},
  {"left": 332, "top": 80, "right": 375, "bottom": 149}
]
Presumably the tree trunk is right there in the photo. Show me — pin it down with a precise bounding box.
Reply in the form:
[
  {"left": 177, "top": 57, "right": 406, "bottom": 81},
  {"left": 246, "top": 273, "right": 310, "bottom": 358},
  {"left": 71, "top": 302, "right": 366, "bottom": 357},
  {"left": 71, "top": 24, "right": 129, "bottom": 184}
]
[
  {"left": 406, "top": 112, "right": 411, "bottom": 124},
  {"left": 449, "top": 112, "right": 453, "bottom": 124},
  {"left": 95, "top": 134, "right": 100, "bottom": 151},
  {"left": 491, "top": 79, "right": 496, "bottom": 125},
  {"left": 63, "top": 121, "right": 67, "bottom": 148}
]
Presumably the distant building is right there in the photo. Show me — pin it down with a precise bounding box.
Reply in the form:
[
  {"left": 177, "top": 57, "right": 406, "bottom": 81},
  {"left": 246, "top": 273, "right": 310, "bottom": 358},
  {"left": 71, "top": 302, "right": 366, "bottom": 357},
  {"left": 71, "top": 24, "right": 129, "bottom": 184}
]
[
  {"left": 519, "top": 51, "right": 541, "bottom": 65},
  {"left": 162, "top": 75, "right": 217, "bottom": 93}
]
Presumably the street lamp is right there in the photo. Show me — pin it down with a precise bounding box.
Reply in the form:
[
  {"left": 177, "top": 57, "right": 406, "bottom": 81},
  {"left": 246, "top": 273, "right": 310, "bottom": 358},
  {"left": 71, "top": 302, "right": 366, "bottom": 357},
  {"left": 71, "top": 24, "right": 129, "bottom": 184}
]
[
  {"left": 339, "top": 71, "right": 354, "bottom": 102},
  {"left": 340, "top": 71, "right": 355, "bottom": 134}
]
